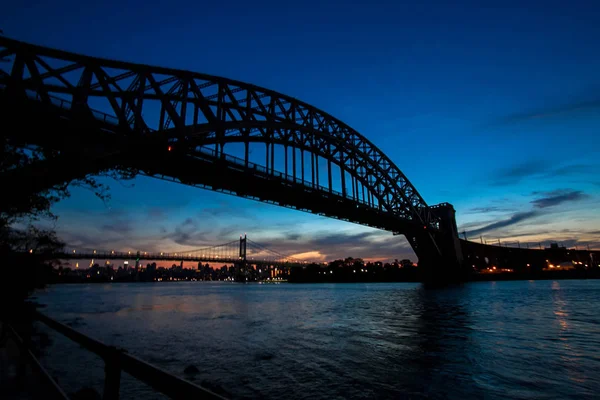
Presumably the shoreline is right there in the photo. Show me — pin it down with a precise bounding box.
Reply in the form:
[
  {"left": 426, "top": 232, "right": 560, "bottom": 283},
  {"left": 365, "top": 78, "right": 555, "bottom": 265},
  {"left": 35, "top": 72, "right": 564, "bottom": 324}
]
[{"left": 45, "top": 269, "right": 600, "bottom": 284}]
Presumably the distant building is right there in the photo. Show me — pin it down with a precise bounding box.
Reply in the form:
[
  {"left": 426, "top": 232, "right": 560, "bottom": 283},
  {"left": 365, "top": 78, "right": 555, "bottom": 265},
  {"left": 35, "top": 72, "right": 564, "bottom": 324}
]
[{"left": 147, "top": 263, "right": 157, "bottom": 274}]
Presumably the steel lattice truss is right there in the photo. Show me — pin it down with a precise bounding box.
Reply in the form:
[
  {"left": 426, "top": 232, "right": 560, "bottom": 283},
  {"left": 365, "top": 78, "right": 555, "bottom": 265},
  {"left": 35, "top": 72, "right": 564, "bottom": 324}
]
[{"left": 0, "top": 37, "right": 440, "bottom": 231}]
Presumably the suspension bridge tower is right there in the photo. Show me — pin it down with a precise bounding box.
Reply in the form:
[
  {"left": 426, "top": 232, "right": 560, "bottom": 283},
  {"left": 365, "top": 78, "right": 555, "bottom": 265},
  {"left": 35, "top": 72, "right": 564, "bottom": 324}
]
[{"left": 234, "top": 234, "right": 250, "bottom": 282}]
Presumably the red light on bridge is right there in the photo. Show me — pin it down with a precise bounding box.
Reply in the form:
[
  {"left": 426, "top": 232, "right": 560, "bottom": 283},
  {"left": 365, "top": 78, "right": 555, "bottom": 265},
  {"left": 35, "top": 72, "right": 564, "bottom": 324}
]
[{"left": 167, "top": 146, "right": 172, "bottom": 151}]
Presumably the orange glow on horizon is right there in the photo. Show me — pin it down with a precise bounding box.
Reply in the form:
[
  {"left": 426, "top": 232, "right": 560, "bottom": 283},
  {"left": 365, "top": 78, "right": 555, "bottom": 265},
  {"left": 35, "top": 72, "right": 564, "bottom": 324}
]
[{"left": 289, "top": 250, "right": 325, "bottom": 261}]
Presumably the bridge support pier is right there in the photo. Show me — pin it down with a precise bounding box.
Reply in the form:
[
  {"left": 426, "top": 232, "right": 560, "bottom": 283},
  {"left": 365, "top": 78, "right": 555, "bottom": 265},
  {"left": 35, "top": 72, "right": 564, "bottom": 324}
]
[
  {"left": 234, "top": 261, "right": 249, "bottom": 282},
  {"left": 234, "top": 235, "right": 251, "bottom": 282},
  {"left": 407, "top": 203, "right": 466, "bottom": 285}
]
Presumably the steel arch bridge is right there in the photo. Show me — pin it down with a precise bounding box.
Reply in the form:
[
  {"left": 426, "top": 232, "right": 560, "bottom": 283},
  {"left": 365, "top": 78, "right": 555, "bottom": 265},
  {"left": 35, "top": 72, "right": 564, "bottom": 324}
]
[{"left": 0, "top": 37, "right": 463, "bottom": 277}]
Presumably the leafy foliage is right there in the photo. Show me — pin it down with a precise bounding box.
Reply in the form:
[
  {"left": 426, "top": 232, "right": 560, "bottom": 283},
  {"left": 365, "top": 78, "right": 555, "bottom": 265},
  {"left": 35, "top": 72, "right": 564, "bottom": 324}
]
[
  {"left": 0, "top": 136, "right": 136, "bottom": 252},
  {"left": 0, "top": 136, "right": 136, "bottom": 308}
]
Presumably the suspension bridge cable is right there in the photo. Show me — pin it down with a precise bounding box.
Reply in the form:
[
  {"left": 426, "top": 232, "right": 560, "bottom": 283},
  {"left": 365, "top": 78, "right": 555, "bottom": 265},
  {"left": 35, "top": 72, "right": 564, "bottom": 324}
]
[{"left": 246, "top": 239, "right": 301, "bottom": 262}]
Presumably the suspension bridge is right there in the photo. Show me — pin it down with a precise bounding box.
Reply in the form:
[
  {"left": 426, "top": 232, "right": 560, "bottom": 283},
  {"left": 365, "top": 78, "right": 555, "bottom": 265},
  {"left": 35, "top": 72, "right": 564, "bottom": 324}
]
[{"left": 56, "top": 236, "right": 309, "bottom": 267}]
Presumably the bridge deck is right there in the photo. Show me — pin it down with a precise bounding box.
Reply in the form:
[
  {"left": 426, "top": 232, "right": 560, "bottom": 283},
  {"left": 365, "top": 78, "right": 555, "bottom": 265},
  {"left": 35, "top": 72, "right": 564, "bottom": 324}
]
[{"left": 57, "top": 252, "right": 304, "bottom": 266}]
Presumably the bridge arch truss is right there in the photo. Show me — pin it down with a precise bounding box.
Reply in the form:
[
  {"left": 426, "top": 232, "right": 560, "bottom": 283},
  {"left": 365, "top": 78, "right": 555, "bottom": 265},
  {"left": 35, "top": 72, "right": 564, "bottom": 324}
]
[{"left": 0, "top": 37, "right": 441, "bottom": 234}]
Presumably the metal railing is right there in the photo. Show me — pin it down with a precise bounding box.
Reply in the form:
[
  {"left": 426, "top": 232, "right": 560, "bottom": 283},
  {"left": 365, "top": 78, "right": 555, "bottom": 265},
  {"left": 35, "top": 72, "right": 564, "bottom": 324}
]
[
  {"left": 2, "top": 321, "right": 69, "bottom": 399},
  {"left": 463, "top": 238, "right": 546, "bottom": 250},
  {"left": 26, "top": 91, "right": 121, "bottom": 126},
  {"left": 62, "top": 250, "right": 242, "bottom": 262},
  {"left": 56, "top": 251, "right": 301, "bottom": 266},
  {"left": 33, "top": 311, "right": 227, "bottom": 400},
  {"left": 195, "top": 145, "right": 379, "bottom": 208}
]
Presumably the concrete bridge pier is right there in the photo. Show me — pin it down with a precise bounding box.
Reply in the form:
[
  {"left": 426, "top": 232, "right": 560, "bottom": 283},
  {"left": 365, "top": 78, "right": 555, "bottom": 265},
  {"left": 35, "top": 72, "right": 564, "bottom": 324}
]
[
  {"left": 233, "top": 261, "right": 249, "bottom": 282},
  {"left": 408, "top": 203, "right": 466, "bottom": 284}
]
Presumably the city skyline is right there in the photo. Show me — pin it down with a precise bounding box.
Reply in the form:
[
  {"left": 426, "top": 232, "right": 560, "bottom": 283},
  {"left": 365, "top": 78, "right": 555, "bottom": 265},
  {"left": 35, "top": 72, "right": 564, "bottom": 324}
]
[{"left": 2, "top": 0, "right": 599, "bottom": 261}]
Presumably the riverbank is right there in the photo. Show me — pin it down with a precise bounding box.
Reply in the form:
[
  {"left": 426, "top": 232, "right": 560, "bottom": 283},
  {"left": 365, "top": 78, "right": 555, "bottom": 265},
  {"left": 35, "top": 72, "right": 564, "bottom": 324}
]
[
  {"left": 288, "top": 268, "right": 600, "bottom": 283},
  {"left": 34, "top": 265, "right": 600, "bottom": 285},
  {"left": 469, "top": 269, "right": 600, "bottom": 281}
]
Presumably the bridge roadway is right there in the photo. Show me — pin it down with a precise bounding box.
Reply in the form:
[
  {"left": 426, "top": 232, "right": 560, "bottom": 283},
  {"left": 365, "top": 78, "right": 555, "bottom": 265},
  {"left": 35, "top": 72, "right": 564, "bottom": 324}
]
[
  {"left": 57, "top": 251, "right": 304, "bottom": 267},
  {"left": 460, "top": 240, "right": 600, "bottom": 271}
]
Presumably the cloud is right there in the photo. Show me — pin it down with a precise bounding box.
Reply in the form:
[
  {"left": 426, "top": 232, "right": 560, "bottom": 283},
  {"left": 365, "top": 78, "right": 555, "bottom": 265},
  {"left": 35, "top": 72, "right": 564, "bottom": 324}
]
[
  {"left": 197, "top": 199, "right": 265, "bottom": 220},
  {"left": 489, "top": 161, "right": 598, "bottom": 186},
  {"left": 255, "top": 229, "right": 415, "bottom": 262},
  {"left": 486, "top": 98, "right": 600, "bottom": 127},
  {"left": 163, "top": 217, "right": 212, "bottom": 246},
  {"left": 147, "top": 207, "right": 167, "bottom": 220},
  {"left": 285, "top": 232, "right": 302, "bottom": 241},
  {"left": 58, "top": 229, "right": 165, "bottom": 253},
  {"left": 466, "top": 210, "right": 541, "bottom": 237},
  {"left": 56, "top": 209, "right": 144, "bottom": 249},
  {"left": 488, "top": 160, "right": 550, "bottom": 186},
  {"left": 59, "top": 231, "right": 114, "bottom": 250},
  {"left": 459, "top": 220, "right": 495, "bottom": 231},
  {"left": 465, "top": 205, "right": 517, "bottom": 214},
  {"left": 530, "top": 189, "right": 590, "bottom": 209},
  {"left": 100, "top": 219, "right": 134, "bottom": 235},
  {"left": 159, "top": 214, "right": 245, "bottom": 248},
  {"left": 202, "top": 205, "right": 249, "bottom": 218}
]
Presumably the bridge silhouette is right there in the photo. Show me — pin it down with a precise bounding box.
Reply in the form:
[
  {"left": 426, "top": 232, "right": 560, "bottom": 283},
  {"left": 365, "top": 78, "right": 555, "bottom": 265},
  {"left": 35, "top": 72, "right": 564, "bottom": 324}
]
[
  {"left": 59, "top": 235, "right": 309, "bottom": 267},
  {"left": 4, "top": 36, "right": 558, "bottom": 282}
]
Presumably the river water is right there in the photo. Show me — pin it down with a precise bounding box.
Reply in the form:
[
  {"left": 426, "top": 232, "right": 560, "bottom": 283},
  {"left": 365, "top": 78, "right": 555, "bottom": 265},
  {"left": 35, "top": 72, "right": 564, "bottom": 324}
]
[{"left": 33, "top": 280, "right": 600, "bottom": 399}]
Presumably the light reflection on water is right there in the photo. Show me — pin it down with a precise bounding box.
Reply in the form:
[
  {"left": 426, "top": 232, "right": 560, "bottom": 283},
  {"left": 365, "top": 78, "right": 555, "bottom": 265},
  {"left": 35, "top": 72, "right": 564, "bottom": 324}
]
[{"left": 33, "top": 280, "right": 600, "bottom": 399}]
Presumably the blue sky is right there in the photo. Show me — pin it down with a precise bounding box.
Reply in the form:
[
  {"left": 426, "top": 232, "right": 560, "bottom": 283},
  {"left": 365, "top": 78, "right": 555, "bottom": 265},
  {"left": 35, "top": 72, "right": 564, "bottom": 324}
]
[{"left": 3, "top": 0, "right": 599, "bottom": 262}]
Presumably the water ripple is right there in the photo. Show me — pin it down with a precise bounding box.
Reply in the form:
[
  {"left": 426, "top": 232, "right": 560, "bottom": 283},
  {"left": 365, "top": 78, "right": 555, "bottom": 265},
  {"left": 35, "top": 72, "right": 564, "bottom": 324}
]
[{"left": 34, "top": 280, "right": 600, "bottom": 399}]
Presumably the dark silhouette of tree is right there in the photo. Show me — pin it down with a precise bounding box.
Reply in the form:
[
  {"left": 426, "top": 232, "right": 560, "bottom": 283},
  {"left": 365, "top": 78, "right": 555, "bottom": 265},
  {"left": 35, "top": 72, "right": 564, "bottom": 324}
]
[
  {"left": 1, "top": 135, "right": 135, "bottom": 227},
  {"left": 0, "top": 132, "right": 136, "bottom": 318}
]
